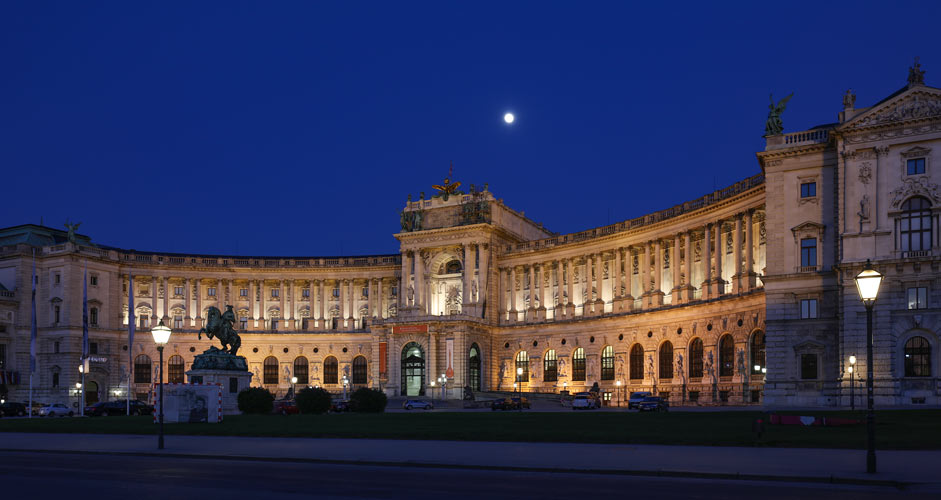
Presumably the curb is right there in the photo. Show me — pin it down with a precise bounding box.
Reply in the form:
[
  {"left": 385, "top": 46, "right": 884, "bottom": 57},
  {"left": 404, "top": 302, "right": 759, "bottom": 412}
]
[{"left": 0, "top": 447, "right": 912, "bottom": 490}]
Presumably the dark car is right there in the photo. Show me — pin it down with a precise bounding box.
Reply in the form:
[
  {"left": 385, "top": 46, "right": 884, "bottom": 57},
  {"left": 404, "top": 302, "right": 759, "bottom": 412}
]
[
  {"left": 637, "top": 396, "right": 669, "bottom": 412},
  {"left": 330, "top": 400, "right": 351, "bottom": 412},
  {"left": 490, "top": 398, "right": 512, "bottom": 411},
  {"left": 0, "top": 402, "right": 28, "bottom": 417},
  {"left": 88, "top": 400, "right": 153, "bottom": 416},
  {"left": 510, "top": 397, "right": 530, "bottom": 409},
  {"left": 627, "top": 391, "right": 652, "bottom": 410},
  {"left": 273, "top": 400, "right": 299, "bottom": 415}
]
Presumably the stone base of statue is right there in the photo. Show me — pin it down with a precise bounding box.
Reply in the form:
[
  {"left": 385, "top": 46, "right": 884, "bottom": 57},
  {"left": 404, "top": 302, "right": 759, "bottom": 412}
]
[{"left": 186, "top": 347, "right": 252, "bottom": 415}]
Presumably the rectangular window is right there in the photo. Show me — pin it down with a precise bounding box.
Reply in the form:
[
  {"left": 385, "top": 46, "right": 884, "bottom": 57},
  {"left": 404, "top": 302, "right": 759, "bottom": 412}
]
[
  {"left": 800, "top": 299, "right": 818, "bottom": 319},
  {"left": 240, "top": 288, "right": 248, "bottom": 297},
  {"left": 800, "top": 238, "right": 817, "bottom": 267},
  {"left": 302, "top": 318, "right": 309, "bottom": 330},
  {"left": 800, "top": 354, "right": 818, "bottom": 379},
  {"left": 907, "top": 158, "right": 926, "bottom": 175},
  {"left": 302, "top": 289, "right": 310, "bottom": 298},
  {"left": 54, "top": 341, "right": 60, "bottom": 354},
  {"left": 908, "top": 287, "right": 928, "bottom": 309},
  {"left": 332, "top": 287, "right": 340, "bottom": 298},
  {"left": 362, "top": 286, "right": 369, "bottom": 298},
  {"left": 391, "top": 286, "right": 398, "bottom": 296},
  {"left": 90, "top": 275, "right": 98, "bottom": 286},
  {"left": 52, "top": 372, "right": 59, "bottom": 388},
  {"left": 240, "top": 318, "right": 248, "bottom": 330},
  {"left": 90, "top": 342, "right": 98, "bottom": 355},
  {"left": 207, "top": 287, "right": 216, "bottom": 297},
  {"left": 139, "top": 316, "right": 149, "bottom": 329},
  {"left": 271, "top": 319, "right": 279, "bottom": 330},
  {"left": 173, "top": 315, "right": 183, "bottom": 329},
  {"left": 90, "top": 308, "right": 98, "bottom": 326},
  {"left": 54, "top": 305, "right": 60, "bottom": 324},
  {"left": 54, "top": 273, "right": 61, "bottom": 284},
  {"left": 174, "top": 286, "right": 184, "bottom": 296},
  {"left": 800, "top": 182, "right": 816, "bottom": 198},
  {"left": 271, "top": 288, "right": 280, "bottom": 298}
]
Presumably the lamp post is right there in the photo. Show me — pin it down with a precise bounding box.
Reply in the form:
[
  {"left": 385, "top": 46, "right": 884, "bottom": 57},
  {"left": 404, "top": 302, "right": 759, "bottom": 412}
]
[
  {"left": 342, "top": 375, "right": 349, "bottom": 400},
  {"left": 516, "top": 367, "right": 523, "bottom": 412},
  {"left": 848, "top": 355, "right": 857, "bottom": 411},
  {"left": 78, "top": 362, "right": 85, "bottom": 416},
  {"left": 854, "top": 259, "right": 883, "bottom": 474},
  {"left": 291, "top": 376, "right": 298, "bottom": 399},
  {"left": 151, "top": 319, "right": 171, "bottom": 450},
  {"left": 75, "top": 382, "right": 82, "bottom": 413},
  {"left": 430, "top": 380, "right": 435, "bottom": 404}
]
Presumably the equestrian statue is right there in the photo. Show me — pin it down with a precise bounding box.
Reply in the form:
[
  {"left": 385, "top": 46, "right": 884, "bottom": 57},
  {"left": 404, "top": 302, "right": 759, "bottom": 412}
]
[{"left": 198, "top": 305, "right": 242, "bottom": 356}]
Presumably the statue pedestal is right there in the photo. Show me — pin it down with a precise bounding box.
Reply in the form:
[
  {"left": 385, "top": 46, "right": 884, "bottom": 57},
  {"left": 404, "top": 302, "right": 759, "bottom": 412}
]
[{"left": 186, "top": 369, "right": 253, "bottom": 415}]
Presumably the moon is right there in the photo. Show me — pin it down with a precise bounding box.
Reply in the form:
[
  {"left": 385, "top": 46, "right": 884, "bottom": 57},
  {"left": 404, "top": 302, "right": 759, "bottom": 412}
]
[{"left": 503, "top": 112, "right": 515, "bottom": 124}]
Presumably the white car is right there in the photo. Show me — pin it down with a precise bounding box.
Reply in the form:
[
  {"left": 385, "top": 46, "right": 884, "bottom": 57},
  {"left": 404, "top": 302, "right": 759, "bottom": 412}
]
[
  {"left": 39, "top": 403, "right": 73, "bottom": 417},
  {"left": 571, "top": 394, "right": 599, "bottom": 410}
]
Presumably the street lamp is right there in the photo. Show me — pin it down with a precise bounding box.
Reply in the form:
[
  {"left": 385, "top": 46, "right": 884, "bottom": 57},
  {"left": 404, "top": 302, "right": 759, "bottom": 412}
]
[
  {"left": 430, "top": 380, "right": 435, "bottom": 404},
  {"left": 848, "top": 355, "right": 857, "bottom": 411},
  {"left": 291, "top": 376, "right": 298, "bottom": 399},
  {"left": 342, "top": 375, "right": 349, "bottom": 400},
  {"left": 151, "top": 319, "right": 171, "bottom": 450},
  {"left": 854, "top": 259, "right": 883, "bottom": 474},
  {"left": 516, "top": 367, "right": 523, "bottom": 412},
  {"left": 78, "top": 362, "right": 85, "bottom": 416},
  {"left": 616, "top": 380, "right": 622, "bottom": 407}
]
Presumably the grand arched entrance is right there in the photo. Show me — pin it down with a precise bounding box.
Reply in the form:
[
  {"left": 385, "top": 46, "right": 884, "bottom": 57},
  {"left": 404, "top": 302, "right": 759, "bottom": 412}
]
[
  {"left": 85, "top": 381, "right": 99, "bottom": 405},
  {"left": 468, "top": 343, "right": 481, "bottom": 392},
  {"left": 401, "top": 342, "right": 425, "bottom": 396}
]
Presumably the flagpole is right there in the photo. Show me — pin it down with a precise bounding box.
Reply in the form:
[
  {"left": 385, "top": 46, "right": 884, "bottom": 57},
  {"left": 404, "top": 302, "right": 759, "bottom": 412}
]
[
  {"left": 81, "top": 261, "right": 88, "bottom": 417},
  {"left": 127, "top": 274, "right": 134, "bottom": 416},
  {"left": 29, "top": 249, "right": 37, "bottom": 419}
]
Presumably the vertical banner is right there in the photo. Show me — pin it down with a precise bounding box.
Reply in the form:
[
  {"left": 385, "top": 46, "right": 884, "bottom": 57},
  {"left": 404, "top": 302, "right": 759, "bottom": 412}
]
[
  {"left": 379, "top": 342, "right": 387, "bottom": 378},
  {"left": 445, "top": 338, "right": 454, "bottom": 379}
]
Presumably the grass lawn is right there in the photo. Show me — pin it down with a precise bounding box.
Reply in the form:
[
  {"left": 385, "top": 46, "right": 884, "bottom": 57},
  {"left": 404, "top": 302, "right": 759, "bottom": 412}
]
[{"left": 1, "top": 410, "right": 938, "bottom": 450}]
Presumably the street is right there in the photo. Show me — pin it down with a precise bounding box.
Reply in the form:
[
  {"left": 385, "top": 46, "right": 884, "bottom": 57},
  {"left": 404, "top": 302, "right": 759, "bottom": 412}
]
[{"left": 0, "top": 450, "right": 929, "bottom": 499}]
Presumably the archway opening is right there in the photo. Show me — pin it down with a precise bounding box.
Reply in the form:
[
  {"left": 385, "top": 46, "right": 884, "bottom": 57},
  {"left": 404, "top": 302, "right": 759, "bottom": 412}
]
[
  {"left": 85, "top": 380, "right": 99, "bottom": 405},
  {"left": 401, "top": 342, "right": 425, "bottom": 396},
  {"left": 468, "top": 344, "right": 481, "bottom": 392}
]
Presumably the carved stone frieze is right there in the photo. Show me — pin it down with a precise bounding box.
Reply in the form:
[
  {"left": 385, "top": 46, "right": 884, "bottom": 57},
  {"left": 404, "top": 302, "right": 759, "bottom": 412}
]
[
  {"left": 890, "top": 177, "right": 941, "bottom": 208},
  {"left": 858, "top": 162, "right": 872, "bottom": 184},
  {"left": 850, "top": 92, "right": 941, "bottom": 129}
]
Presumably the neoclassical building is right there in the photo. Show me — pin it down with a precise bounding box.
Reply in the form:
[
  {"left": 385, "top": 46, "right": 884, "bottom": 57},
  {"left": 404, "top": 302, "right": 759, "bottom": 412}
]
[{"left": 1, "top": 65, "right": 939, "bottom": 408}]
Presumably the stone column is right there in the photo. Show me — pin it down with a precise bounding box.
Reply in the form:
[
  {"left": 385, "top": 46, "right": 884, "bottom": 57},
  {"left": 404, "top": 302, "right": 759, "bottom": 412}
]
[
  {"left": 621, "top": 248, "right": 634, "bottom": 312},
  {"left": 428, "top": 333, "right": 437, "bottom": 386},
  {"left": 683, "top": 232, "right": 694, "bottom": 302},
  {"left": 509, "top": 266, "right": 518, "bottom": 322},
  {"left": 162, "top": 276, "right": 169, "bottom": 320},
  {"left": 535, "top": 264, "right": 546, "bottom": 321},
  {"left": 478, "top": 243, "right": 489, "bottom": 310},
  {"left": 613, "top": 249, "right": 622, "bottom": 311},
  {"left": 463, "top": 243, "right": 472, "bottom": 313},
  {"left": 184, "top": 277, "right": 192, "bottom": 325},
  {"left": 555, "top": 260, "right": 565, "bottom": 314},
  {"left": 565, "top": 259, "right": 576, "bottom": 317},
  {"left": 712, "top": 221, "right": 724, "bottom": 297},
  {"left": 415, "top": 252, "right": 425, "bottom": 313},
  {"left": 195, "top": 279, "right": 202, "bottom": 328},
  {"left": 641, "top": 243, "right": 651, "bottom": 308},
  {"left": 287, "top": 279, "right": 295, "bottom": 328},
  {"left": 671, "top": 235, "right": 682, "bottom": 304},
  {"left": 498, "top": 267, "right": 507, "bottom": 320},
  {"left": 400, "top": 252, "right": 410, "bottom": 308},
  {"left": 594, "top": 253, "right": 604, "bottom": 315},
  {"left": 744, "top": 209, "right": 756, "bottom": 290},
  {"left": 525, "top": 265, "right": 536, "bottom": 322},
  {"left": 248, "top": 279, "right": 256, "bottom": 328},
  {"left": 318, "top": 280, "right": 326, "bottom": 328},
  {"left": 650, "top": 241, "right": 664, "bottom": 307},
  {"left": 339, "top": 279, "right": 347, "bottom": 327},
  {"left": 702, "top": 224, "right": 712, "bottom": 299},
  {"left": 582, "top": 255, "right": 591, "bottom": 315},
  {"left": 733, "top": 215, "right": 743, "bottom": 294}
]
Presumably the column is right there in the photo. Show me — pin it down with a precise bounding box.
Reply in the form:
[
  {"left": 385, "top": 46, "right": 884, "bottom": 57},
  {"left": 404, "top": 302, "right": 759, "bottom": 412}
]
[
  {"left": 478, "top": 243, "right": 490, "bottom": 313},
  {"left": 556, "top": 260, "right": 565, "bottom": 310},
  {"left": 318, "top": 280, "right": 326, "bottom": 327},
  {"left": 162, "top": 276, "right": 169, "bottom": 320},
  {"left": 535, "top": 264, "right": 546, "bottom": 321},
  {"left": 498, "top": 267, "right": 507, "bottom": 320},
  {"left": 684, "top": 232, "right": 694, "bottom": 301},
  {"left": 583, "top": 255, "right": 592, "bottom": 314},
  {"left": 278, "top": 279, "right": 286, "bottom": 328},
  {"left": 400, "top": 252, "right": 410, "bottom": 308},
  {"left": 733, "top": 215, "right": 743, "bottom": 294},
  {"left": 428, "top": 333, "right": 437, "bottom": 386},
  {"left": 641, "top": 243, "right": 650, "bottom": 301},
  {"left": 702, "top": 224, "right": 712, "bottom": 299},
  {"left": 509, "top": 266, "right": 518, "bottom": 320},
  {"left": 226, "top": 279, "right": 233, "bottom": 311},
  {"left": 711, "top": 222, "right": 724, "bottom": 297},
  {"left": 651, "top": 240, "right": 664, "bottom": 307},
  {"left": 526, "top": 265, "right": 536, "bottom": 323},
  {"left": 195, "top": 278, "right": 202, "bottom": 328},
  {"left": 613, "top": 249, "right": 622, "bottom": 311},
  {"left": 287, "top": 279, "right": 295, "bottom": 328},
  {"left": 463, "top": 243, "right": 472, "bottom": 311},
  {"left": 248, "top": 279, "right": 256, "bottom": 328},
  {"left": 744, "top": 210, "right": 756, "bottom": 290},
  {"left": 565, "top": 259, "right": 575, "bottom": 317},
  {"left": 339, "top": 279, "right": 347, "bottom": 326},
  {"left": 415, "top": 252, "right": 425, "bottom": 313},
  {"left": 672, "top": 235, "right": 681, "bottom": 303},
  {"left": 151, "top": 275, "right": 158, "bottom": 322},
  {"left": 595, "top": 252, "right": 604, "bottom": 310}
]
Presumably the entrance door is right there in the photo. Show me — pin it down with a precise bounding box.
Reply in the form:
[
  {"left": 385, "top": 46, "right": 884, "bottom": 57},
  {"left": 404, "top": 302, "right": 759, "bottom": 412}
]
[
  {"left": 401, "top": 343, "right": 425, "bottom": 396},
  {"left": 468, "top": 344, "right": 481, "bottom": 392},
  {"left": 85, "top": 381, "right": 99, "bottom": 405}
]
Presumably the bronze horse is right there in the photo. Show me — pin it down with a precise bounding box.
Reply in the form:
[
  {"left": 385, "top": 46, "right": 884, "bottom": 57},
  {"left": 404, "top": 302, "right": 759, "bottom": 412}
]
[{"left": 198, "top": 305, "right": 242, "bottom": 356}]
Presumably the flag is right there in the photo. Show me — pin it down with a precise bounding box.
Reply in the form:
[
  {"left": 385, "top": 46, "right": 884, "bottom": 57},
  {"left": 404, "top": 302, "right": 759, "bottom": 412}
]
[
  {"left": 29, "top": 250, "right": 37, "bottom": 373},
  {"left": 82, "top": 262, "right": 89, "bottom": 361}
]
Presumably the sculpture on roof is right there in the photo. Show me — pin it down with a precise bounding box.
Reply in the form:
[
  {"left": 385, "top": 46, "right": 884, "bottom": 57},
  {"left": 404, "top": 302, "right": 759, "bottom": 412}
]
[
  {"left": 432, "top": 162, "right": 462, "bottom": 201},
  {"left": 908, "top": 57, "right": 926, "bottom": 87},
  {"left": 765, "top": 93, "right": 793, "bottom": 136},
  {"left": 64, "top": 220, "right": 81, "bottom": 244}
]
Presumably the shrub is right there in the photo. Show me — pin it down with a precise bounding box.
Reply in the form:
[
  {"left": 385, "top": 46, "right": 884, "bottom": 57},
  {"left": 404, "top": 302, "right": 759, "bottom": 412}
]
[
  {"left": 296, "top": 387, "right": 332, "bottom": 414},
  {"left": 237, "top": 387, "right": 274, "bottom": 414},
  {"left": 350, "top": 387, "right": 388, "bottom": 413}
]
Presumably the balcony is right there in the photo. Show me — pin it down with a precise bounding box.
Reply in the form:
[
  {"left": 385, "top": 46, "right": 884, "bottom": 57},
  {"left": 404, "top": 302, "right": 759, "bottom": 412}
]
[
  {"left": 902, "top": 250, "right": 932, "bottom": 259},
  {"left": 765, "top": 128, "right": 831, "bottom": 150},
  {"left": 796, "top": 265, "right": 819, "bottom": 273}
]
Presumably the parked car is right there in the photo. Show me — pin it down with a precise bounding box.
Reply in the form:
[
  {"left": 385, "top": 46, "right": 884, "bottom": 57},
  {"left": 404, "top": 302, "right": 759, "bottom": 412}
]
[
  {"left": 39, "top": 403, "right": 74, "bottom": 417},
  {"left": 627, "top": 391, "right": 652, "bottom": 410},
  {"left": 0, "top": 402, "right": 28, "bottom": 417},
  {"left": 490, "top": 398, "right": 512, "bottom": 411},
  {"left": 330, "top": 400, "right": 351, "bottom": 412},
  {"left": 574, "top": 392, "right": 600, "bottom": 408},
  {"left": 637, "top": 396, "right": 669, "bottom": 412},
  {"left": 85, "top": 402, "right": 110, "bottom": 416},
  {"left": 273, "top": 400, "right": 299, "bottom": 415},
  {"left": 510, "top": 396, "right": 530, "bottom": 409},
  {"left": 402, "top": 399, "right": 433, "bottom": 410},
  {"left": 87, "top": 400, "right": 153, "bottom": 416},
  {"left": 27, "top": 401, "right": 44, "bottom": 416},
  {"left": 571, "top": 394, "right": 600, "bottom": 410}
]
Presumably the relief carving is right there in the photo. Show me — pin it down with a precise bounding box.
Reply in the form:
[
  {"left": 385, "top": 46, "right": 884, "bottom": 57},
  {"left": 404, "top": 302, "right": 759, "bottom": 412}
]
[
  {"left": 890, "top": 177, "right": 941, "bottom": 208},
  {"left": 858, "top": 162, "right": 872, "bottom": 184}
]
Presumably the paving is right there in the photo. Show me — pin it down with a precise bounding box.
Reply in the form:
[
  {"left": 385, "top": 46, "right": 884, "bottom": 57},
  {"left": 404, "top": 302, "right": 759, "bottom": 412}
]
[{"left": 1, "top": 431, "right": 939, "bottom": 490}]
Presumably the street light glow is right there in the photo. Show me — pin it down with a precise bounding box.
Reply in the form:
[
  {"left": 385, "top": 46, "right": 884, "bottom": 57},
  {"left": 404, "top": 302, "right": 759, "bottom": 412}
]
[{"left": 854, "top": 260, "right": 884, "bottom": 304}]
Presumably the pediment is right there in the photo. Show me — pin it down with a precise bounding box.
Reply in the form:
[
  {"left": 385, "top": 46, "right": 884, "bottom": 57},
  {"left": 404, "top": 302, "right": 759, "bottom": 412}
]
[
  {"left": 842, "top": 86, "right": 941, "bottom": 130},
  {"left": 793, "top": 340, "right": 825, "bottom": 352},
  {"left": 791, "top": 221, "right": 824, "bottom": 233}
]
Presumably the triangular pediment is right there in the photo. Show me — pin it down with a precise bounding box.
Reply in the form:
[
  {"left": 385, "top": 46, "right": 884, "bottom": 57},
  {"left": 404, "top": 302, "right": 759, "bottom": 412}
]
[
  {"left": 841, "top": 85, "right": 941, "bottom": 130},
  {"left": 791, "top": 221, "right": 824, "bottom": 233}
]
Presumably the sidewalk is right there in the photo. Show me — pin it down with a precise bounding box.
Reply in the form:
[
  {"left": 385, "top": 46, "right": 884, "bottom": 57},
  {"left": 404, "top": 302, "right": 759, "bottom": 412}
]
[{"left": 1, "top": 432, "right": 938, "bottom": 489}]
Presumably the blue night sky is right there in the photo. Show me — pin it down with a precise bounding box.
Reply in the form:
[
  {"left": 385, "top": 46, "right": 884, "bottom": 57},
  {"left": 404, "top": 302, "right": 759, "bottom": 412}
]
[{"left": 2, "top": 2, "right": 938, "bottom": 256}]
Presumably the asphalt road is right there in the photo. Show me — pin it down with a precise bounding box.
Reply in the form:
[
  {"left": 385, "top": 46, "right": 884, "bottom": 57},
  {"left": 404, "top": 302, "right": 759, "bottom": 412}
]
[{"left": 0, "top": 450, "right": 931, "bottom": 499}]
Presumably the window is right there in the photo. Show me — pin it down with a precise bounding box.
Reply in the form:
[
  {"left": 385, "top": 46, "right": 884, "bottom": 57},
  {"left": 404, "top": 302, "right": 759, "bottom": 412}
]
[
  {"left": 324, "top": 356, "right": 338, "bottom": 384},
  {"left": 572, "top": 347, "right": 586, "bottom": 381},
  {"left": 515, "top": 351, "right": 529, "bottom": 383},
  {"left": 271, "top": 288, "right": 279, "bottom": 298},
  {"left": 332, "top": 287, "right": 340, "bottom": 298},
  {"left": 601, "top": 346, "right": 614, "bottom": 380},
  {"left": 90, "top": 342, "right": 98, "bottom": 355},
  {"left": 294, "top": 357, "right": 309, "bottom": 385},
  {"left": 719, "top": 335, "right": 734, "bottom": 377},
  {"left": 800, "top": 354, "right": 818, "bottom": 379},
  {"left": 800, "top": 238, "right": 817, "bottom": 267},
  {"left": 54, "top": 305, "right": 60, "bottom": 324},
  {"left": 689, "top": 338, "right": 703, "bottom": 378},
  {"left": 750, "top": 330, "right": 766, "bottom": 374},
  {"left": 907, "top": 158, "right": 926, "bottom": 175},
  {"left": 904, "top": 336, "right": 931, "bottom": 377},
  {"left": 240, "top": 288, "right": 248, "bottom": 297},
  {"left": 54, "top": 273, "right": 60, "bottom": 284},
  {"left": 302, "top": 318, "right": 309, "bottom": 330},
  {"left": 90, "top": 307, "right": 98, "bottom": 326},
  {"left": 207, "top": 287, "right": 216, "bottom": 297},
  {"left": 800, "top": 182, "right": 816, "bottom": 198},
  {"left": 139, "top": 316, "right": 149, "bottom": 329},
  {"left": 362, "top": 286, "right": 369, "bottom": 298},
  {"left": 134, "top": 354, "right": 151, "bottom": 384},
  {"left": 352, "top": 356, "right": 367, "bottom": 384},
  {"left": 908, "top": 287, "right": 928, "bottom": 309},
  {"left": 168, "top": 355, "right": 185, "bottom": 384},
  {"left": 239, "top": 318, "right": 247, "bottom": 330},
  {"left": 271, "top": 319, "right": 279, "bottom": 330},
  {"left": 52, "top": 372, "right": 59, "bottom": 388},
  {"left": 659, "top": 341, "right": 673, "bottom": 379},
  {"left": 629, "top": 344, "right": 644, "bottom": 380},
  {"left": 174, "top": 315, "right": 183, "bottom": 329},
  {"left": 0, "top": 344, "right": 5, "bottom": 370},
  {"left": 800, "top": 299, "right": 818, "bottom": 319},
  {"left": 54, "top": 341, "right": 60, "bottom": 354},
  {"left": 302, "top": 289, "right": 310, "bottom": 298},
  {"left": 900, "top": 197, "right": 932, "bottom": 252},
  {"left": 263, "top": 356, "right": 278, "bottom": 384},
  {"left": 174, "top": 286, "right": 184, "bottom": 296},
  {"left": 543, "top": 350, "right": 558, "bottom": 382},
  {"left": 391, "top": 286, "right": 398, "bottom": 296},
  {"left": 469, "top": 344, "right": 481, "bottom": 391},
  {"left": 90, "top": 275, "right": 98, "bottom": 286}
]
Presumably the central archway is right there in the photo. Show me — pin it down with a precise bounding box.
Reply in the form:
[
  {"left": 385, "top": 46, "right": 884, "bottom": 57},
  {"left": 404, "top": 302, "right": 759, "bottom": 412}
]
[
  {"left": 468, "top": 343, "right": 481, "bottom": 392},
  {"left": 401, "top": 342, "right": 425, "bottom": 396},
  {"left": 85, "top": 380, "right": 99, "bottom": 405}
]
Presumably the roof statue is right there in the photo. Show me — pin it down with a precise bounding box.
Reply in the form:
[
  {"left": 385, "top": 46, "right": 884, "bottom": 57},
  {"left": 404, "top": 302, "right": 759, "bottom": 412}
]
[
  {"left": 764, "top": 92, "right": 793, "bottom": 136},
  {"left": 908, "top": 57, "right": 926, "bottom": 87},
  {"left": 64, "top": 220, "right": 81, "bottom": 244},
  {"left": 843, "top": 89, "right": 856, "bottom": 110},
  {"left": 432, "top": 162, "right": 462, "bottom": 201}
]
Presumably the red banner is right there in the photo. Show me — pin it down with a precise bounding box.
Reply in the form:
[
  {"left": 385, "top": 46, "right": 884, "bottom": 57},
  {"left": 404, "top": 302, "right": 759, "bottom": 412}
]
[{"left": 392, "top": 324, "right": 428, "bottom": 334}]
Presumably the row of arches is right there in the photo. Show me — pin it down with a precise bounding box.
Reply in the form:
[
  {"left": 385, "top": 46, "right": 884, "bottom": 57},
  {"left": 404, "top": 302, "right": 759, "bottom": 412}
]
[{"left": 133, "top": 354, "right": 370, "bottom": 386}]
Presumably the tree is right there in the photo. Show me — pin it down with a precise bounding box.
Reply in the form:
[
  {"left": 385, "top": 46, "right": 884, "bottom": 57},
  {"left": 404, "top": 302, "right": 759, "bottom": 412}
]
[
  {"left": 296, "top": 387, "right": 332, "bottom": 414},
  {"left": 237, "top": 387, "right": 274, "bottom": 414},
  {"left": 350, "top": 387, "right": 387, "bottom": 413}
]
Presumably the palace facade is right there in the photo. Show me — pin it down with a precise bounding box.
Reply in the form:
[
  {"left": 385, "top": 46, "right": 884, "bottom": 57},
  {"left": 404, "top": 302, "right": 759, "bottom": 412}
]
[{"left": 1, "top": 66, "right": 940, "bottom": 408}]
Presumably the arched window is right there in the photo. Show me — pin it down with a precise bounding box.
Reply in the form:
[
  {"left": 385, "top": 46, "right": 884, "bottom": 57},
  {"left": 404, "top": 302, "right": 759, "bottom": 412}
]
[
  {"left": 167, "top": 355, "right": 184, "bottom": 384},
  {"left": 263, "top": 356, "right": 278, "bottom": 385},
  {"left": 572, "top": 348, "right": 586, "bottom": 381},
  {"left": 629, "top": 344, "right": 644, "bottom": 380},
  {"left": 543, "top": 349, "right": 557, "bottom": 382},
  {"left": 904, "top": 336, "right": 932, "bottom": 377},
  {"left": 324, "top": 356, "right": 338, "bottom": 384},
  {"left": 515, "top": 351, "right": 529, "bottom": 383},
  {"left": 401, "top": 343, "right": 424, "bottom": 396},
  {"left": 352, "top": 356, "right": 367, "bottom": 384},
  {"left": 601, "top": 346, "right": 614, "bottom": 380},
  {"left": 750, "top": 330, "right": 766, "bottom": 374},
  {"left": 689, "top": 338, "right": 704, "bottom": 379},
  {"left": 294, "top": 356, "right": 309, "bottom": 385},
  {"left": 134, "top": 354, "right": 151, "bottom": 384},
  {"left": 900, "top": 197, "right": 932, "bottom": 252},
  {"left": 719, "top": 335, "right": 735, "bottom": 377},
  {"left": 659, "top": 341, "right": 673, "bottom": 379},
  {"left": 468, "top": 344, "right": 481, "bottom": 391}
]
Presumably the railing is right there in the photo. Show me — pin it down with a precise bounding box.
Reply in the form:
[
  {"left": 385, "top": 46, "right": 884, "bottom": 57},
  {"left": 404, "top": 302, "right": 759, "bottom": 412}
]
[
  {"left": 0, "top": 290, "right": 14, "bottom": 298},
  {"left": 765, "top": 127, "right": 831, "bottom": 150},
  {"left": 903, "top": 250, "right": 931, "bottom": 258},
  {"left": 797, "top": 265, "right": 819, "bottom": 273},
  {"left": 505, "top": 173, "right": 765, "bottom": 254}
]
